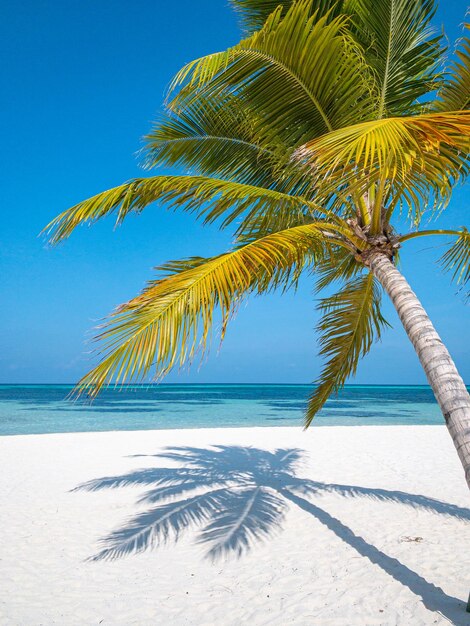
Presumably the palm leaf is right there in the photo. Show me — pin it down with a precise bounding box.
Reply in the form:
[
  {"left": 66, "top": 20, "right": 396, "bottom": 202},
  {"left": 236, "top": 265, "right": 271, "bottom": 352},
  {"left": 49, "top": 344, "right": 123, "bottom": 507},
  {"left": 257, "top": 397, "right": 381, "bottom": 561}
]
[
  {"left": 305, "top": 273, "right": 389, "bottom": 426},
  {"left": 439, "top": 227, "right": 470, "bottom": 287},
  {"left": 314, "top": 246, "right": 363, "bottom": 291},
  {"left": 297, "top": 111, "right": 470, "bottom": 178},
  {"left": 144, "top": 92, "right": 308, "bottom": 193},
  {"left": 230, "top": 0, "right": 442, "bottom": 117},
  {"left": 295, "top": 111, "right": 470, "bottom": 226},
  {"left": 170, "top": 1, "right": 376, "bottom": 146},
  {"left": 43, "top": 175, "right": 328, "bottom": 244},
  {"left": 437, "top": 23, "right": 470, "bottom": 111},
  {"left": 346, "top": 0, "right": 443, "bottom": 117},
  {"left": 73, "top": 223, "right": 334, "bottom": 396},
  {"left": 229, "top": 0, "right": 343, "bottom": 34}
]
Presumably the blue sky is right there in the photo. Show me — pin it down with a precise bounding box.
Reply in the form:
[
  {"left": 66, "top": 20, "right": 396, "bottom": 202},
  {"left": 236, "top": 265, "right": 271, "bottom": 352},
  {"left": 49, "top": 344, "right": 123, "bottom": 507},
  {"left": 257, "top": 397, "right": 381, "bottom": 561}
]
[{"left": 0, "top": 0, "right": 468, "bottom": 385}]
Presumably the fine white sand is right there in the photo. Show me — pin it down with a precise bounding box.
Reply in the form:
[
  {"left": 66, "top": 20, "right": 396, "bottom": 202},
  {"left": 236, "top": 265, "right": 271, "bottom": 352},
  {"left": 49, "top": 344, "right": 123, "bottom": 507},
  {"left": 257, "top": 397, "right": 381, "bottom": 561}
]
[{"left": 0, "top": 425, "right": 469, "bottom": 626}]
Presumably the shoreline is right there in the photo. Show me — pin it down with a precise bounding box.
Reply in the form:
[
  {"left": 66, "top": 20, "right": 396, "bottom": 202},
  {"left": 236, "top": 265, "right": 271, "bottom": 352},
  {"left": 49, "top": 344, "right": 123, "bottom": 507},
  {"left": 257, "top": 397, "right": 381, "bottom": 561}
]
[{"left": 0, "top": 422, "right": 449, "bottom": 439}]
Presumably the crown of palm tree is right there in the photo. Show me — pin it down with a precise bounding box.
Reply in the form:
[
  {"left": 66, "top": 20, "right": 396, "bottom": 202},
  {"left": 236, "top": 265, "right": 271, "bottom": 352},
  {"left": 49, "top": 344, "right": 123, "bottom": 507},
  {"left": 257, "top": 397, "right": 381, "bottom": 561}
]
[{"left": 43, "top": 0, "right": 470, "bottom": 423}]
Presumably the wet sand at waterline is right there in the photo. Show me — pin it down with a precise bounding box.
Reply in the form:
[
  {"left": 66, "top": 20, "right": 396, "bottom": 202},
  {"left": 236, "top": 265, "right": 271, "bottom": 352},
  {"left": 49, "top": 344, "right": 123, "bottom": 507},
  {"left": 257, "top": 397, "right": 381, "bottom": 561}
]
[{"left": 1, "top": 425, "right": 469, "bottom": 625}]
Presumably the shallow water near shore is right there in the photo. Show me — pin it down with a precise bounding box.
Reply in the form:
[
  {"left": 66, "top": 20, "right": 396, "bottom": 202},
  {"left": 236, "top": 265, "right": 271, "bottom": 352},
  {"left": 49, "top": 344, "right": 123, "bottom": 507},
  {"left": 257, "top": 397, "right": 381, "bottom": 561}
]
[{"left": 0, "top": 384, "right": 461, "bottom": 435}]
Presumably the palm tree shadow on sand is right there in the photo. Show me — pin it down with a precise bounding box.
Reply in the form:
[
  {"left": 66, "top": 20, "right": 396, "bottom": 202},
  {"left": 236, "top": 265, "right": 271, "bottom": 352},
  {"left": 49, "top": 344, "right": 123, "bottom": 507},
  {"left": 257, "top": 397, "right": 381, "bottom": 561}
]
[{"left": 75, "top": 445, "right": 470, "bottom": 623}]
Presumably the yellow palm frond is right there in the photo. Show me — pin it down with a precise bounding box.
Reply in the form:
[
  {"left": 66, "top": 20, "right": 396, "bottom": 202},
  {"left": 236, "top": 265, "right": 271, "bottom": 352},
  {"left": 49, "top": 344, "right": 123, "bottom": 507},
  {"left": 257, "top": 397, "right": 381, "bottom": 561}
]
[
  {"left": 43, "top": 176, "right": 330, "bottom": 245},
  {"left": 295, "top": 111, "right": 470, "bottom": 227},
  {"left": 74, "top": 223, "right": 336, "bottom": 396},
  {"left": 297, "top": 111, "right": 470, "bottom": 175}
]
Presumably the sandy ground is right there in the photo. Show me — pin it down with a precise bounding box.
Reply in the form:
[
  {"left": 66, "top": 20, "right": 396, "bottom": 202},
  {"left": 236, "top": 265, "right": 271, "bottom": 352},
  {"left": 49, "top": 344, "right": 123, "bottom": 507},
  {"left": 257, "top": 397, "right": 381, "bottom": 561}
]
[{"left": 0, "top": 425, "right": 469, "bottom": 626}]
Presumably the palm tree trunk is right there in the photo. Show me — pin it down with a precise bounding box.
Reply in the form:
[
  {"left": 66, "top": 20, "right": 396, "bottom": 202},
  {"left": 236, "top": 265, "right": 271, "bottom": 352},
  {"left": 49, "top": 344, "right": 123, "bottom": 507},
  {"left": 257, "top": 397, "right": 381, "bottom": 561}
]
[{"left": 369, "top": 252, "right": 470, "bottom": 490}]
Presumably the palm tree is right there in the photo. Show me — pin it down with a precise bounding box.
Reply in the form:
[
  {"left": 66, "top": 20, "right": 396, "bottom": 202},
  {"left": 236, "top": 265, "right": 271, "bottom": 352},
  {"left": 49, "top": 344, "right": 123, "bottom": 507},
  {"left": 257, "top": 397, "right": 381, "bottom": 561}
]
[
  {"left": 76, "top": 445, "right": 470, "bottom": 618},
  {"left": 44, "top": 1, "right": 470, "bottom": 487}
]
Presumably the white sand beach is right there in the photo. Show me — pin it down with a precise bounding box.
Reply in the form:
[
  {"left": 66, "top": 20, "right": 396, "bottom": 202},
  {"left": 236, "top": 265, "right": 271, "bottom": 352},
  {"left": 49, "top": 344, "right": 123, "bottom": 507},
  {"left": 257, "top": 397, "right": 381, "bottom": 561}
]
[{"left": 0, "top": 425, "right": 469, "bottom": 626}]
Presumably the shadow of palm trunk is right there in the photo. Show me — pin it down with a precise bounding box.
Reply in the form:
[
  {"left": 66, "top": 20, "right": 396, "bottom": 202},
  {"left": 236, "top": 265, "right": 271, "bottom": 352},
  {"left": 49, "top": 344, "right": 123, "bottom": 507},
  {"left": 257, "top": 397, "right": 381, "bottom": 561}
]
[{"left": 281, "top": 489, "right": 467, "bottom": 624}]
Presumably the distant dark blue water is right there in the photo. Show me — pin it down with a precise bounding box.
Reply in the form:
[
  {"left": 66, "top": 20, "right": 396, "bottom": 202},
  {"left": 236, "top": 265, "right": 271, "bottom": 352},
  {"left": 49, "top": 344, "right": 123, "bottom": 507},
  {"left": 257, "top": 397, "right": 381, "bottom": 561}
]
[{"left": 0, "top": 384, "right": 452, "bottom": 435}]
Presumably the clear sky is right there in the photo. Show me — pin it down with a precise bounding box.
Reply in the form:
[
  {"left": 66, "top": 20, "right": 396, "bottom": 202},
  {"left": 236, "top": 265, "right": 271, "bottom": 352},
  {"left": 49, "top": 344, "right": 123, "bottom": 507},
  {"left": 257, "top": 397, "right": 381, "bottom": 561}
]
[{"left": 0, "top": 0, "right": 468, "bottom": 385}]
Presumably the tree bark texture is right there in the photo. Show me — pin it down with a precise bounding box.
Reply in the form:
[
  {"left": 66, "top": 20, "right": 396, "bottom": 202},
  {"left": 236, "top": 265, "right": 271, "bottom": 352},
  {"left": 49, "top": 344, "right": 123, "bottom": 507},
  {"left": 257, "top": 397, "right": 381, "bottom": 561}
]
[{"left": 369, "top": 252, "right": 470, "bottom": 490}]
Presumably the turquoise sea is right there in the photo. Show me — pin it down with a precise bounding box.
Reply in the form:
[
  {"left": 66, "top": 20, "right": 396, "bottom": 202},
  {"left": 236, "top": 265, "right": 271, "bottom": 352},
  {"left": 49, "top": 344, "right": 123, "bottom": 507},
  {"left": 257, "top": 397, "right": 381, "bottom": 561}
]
[{"left": 0, "top": 384, "right": 457, "bottom": 436}]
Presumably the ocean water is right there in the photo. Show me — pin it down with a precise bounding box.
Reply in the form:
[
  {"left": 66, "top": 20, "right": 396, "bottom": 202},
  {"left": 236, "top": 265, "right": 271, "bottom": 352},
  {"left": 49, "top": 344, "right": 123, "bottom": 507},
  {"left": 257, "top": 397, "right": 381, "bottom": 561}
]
[{"left": 0, "top": 384, "right": 453, "bottom": 436}]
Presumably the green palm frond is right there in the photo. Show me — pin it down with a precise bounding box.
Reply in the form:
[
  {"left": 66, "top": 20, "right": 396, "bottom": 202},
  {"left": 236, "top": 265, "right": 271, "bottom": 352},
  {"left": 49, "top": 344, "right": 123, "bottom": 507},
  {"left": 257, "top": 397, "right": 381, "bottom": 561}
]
[
  {"left": 439, "top": 227, "right": 470, "bottom": 287},
  {"left": 313, "top": 246, "right": 363, "bottom": 292},
  {"left": 43, "top": 176, "right": 329, "bottom": 244},
  {"left": 437, "top": 23, "right": 470, "bottom": 111},
  {"left": 144, "top": 95, "right": 276, "bottom": 177},
  {"left": 305, "top": 273, "right": 389, "bottom": 426},
  {"left": 74, "top": 223, "right": 334, "bottom": 396},
  {"left": 229, "top": 0, "right": 342, "bottom": 34},
  {"left": 229, "top": 0, "right": 443, "bottom": 117},
  {"left": 346, "top": 0, "right": 443, "bottom": 116},
  {"left": 144, "top": 93, "right": 313, "bottom": 195},
  {"left": 234, "top": 209, "right": 312, "bottom": 244},
  {"left": 170, "top": 1, "right": 377, "bottom": 146}
]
